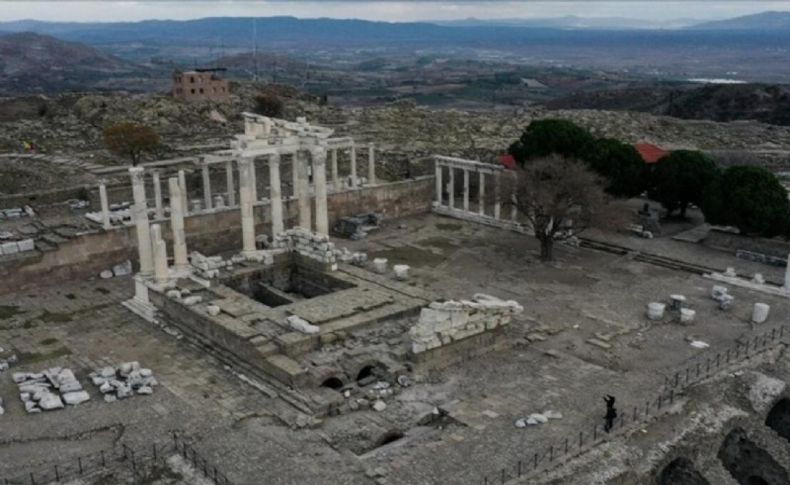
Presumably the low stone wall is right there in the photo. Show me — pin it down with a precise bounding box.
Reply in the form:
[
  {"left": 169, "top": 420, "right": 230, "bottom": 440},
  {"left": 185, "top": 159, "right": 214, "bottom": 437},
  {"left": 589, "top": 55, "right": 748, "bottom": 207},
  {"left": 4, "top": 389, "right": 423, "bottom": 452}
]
[
  {"left": 0, "top": 177, "right": 434, "bottom": 294},
  {"left": 704, "top": 229, "right": 790, "bottom": 260}
]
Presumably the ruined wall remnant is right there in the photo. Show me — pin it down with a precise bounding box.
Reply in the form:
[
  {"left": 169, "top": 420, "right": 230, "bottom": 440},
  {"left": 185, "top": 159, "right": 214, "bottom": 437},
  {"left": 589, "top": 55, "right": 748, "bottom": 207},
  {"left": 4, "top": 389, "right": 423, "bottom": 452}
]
[{"left": 409, "top": 293, "right": 523, "bottom": 355}]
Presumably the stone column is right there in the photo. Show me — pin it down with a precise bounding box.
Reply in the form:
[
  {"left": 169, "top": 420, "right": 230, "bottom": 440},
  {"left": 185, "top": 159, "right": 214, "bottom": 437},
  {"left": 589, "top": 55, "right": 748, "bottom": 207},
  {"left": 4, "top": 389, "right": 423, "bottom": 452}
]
[
  {"left": 493, "top": 172, "right": 501, "bottom": 220},
  {"left": 297, "top": 150, "right": 312, "bottom": 230},
  {"left": 462, "top": 169, "right": 470, "bottom": 212},
  {"left": 178, "top": 170, "right": 188, "bottom": 216},
  {"left": 99, "top": 181, "right": 111, "bottom": 229},
  {"left": 331, "top": 149, "right": 340, "bottom": 192},
  {"left": 202, "top": 163, "right": 212, "bottom": 210},
  {"left": 350, "top": 145, "right": 358, "bottom": 189},
  {"left": 785, "top": 253, "right": 790, "bottom": 291},
  {"left": 150, "top": 223, "right": 169, "bottom": 284},
  {"left": 129, "top": 167, "right": 154, "bottom": 276},
  {"left": 435, "top": 162, "right": 443, "bottom": 206},
  {"left": 478, "top": 172, "right": 485, "bottom": 216},
  {"left": 249, "top": 159, "right": 258, "bottom": 202},
  {"left": 238, "top": 157, "right": 257, "bottom": 254},
  {"left": 291, "top": 154, "right": 300, "bottom": 199},
  {"left": 152, "top": 171, "right": 164, "bottom": 219},
  {"left": 368, "top": 144, "right": 376, "bottom": 185},
  {"left": 313, "top": 148, "right": 329, "bottom": 236},
  {"left": 448, "top": 167, "right": 455, "bottom": 209},
  {"left": 168, "top": 177, "right": 189, "bottom": 270},
  {"left": 225, "top": 160, "right": 236, "bottom": 206},
  {"left": 268, "top": 154, "right": 284, "bottom": 236}
]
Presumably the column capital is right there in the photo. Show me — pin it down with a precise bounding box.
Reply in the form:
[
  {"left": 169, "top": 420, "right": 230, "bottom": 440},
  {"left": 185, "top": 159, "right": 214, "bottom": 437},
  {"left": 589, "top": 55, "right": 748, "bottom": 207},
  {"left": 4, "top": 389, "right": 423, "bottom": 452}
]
[
  {"left": 311, "top": 147, "right": 327, "bottom": 164},
  {"left": 269, "top": 153, "right": 281, "bottom": 164},
  {"left": 129, "top": 166, "right": 145, "bottom": 181}
]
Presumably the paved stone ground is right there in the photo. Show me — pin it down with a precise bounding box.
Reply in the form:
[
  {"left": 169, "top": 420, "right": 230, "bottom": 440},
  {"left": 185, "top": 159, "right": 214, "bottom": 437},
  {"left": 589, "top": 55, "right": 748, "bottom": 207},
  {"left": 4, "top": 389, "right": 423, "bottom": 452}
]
[{"left": 0, "top": 213, "right": 788, "bottom": 485}]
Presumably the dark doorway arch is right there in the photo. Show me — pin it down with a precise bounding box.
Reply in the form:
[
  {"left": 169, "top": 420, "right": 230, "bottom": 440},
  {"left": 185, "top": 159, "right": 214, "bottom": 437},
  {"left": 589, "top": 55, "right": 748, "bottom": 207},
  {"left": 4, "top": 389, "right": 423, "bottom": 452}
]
[
  {"left": 376, "top": 430, "right": 404, "bottom": 447},
  {"left": 765, "top": 398, "right": 790, "bottom": 442},
  {"left": 657, "top": 457, "right": 709, "bottom": 485},
  {"left": 321, "top": 377, "right": 344, "bottom": 390},
  {"left": 718, "top": 427, "right": 789, "bottom": 485},
  {"left": 356, "top": 365, "right": 376, "bottom": 382}
]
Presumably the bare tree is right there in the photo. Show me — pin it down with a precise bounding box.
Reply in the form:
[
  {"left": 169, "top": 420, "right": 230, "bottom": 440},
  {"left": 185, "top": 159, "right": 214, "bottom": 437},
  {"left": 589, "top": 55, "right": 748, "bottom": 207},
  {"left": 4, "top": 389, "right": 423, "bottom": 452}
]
[
  {"left": 103, "top": 123, "right": 160, "bottom": 166},
  {"left": 501, "top": 155, "right": 627, "bottom": 261}
]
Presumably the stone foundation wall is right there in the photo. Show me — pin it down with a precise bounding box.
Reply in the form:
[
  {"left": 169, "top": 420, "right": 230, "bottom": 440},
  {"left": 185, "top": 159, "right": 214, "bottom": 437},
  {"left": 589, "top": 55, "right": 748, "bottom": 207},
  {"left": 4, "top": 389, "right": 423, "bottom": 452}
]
[
  {"left": 0, "top": 177, "right": 434, "bottom": 294},
  {"left": 411, "top": 326, "right": 509, "bottom": 371}
]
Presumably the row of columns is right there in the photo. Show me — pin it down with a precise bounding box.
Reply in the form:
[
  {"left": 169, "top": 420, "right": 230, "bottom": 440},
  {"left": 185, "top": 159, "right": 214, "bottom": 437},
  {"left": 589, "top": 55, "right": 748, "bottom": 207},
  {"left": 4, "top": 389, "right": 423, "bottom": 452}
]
[{"left": 434, "top": 163, "right": 513, "bottom": 222}]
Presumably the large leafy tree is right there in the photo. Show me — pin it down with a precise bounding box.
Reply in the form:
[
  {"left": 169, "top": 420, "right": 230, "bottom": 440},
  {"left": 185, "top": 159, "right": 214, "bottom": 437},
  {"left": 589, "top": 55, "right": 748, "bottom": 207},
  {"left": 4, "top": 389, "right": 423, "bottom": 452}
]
[
  {"left": 504, "top": 155, "right": 627, "bottom": 261},
  {"left": 508, "top": 120, "right": 647, "bottom": 198},
  {"left": 508, "top": 119, "right": 596, "bottom": 164},
  {"left": 648, "top": 150, "right": 719, "bottom": 218},
  {"left": 702, "top": 165, "right": 790, "bottom": 237},
  {"left": 103, "top": 123, "right": 160, "bottom": 166},
  {"left": 587, "top": 138, "right": 647, "bottom": 198}
]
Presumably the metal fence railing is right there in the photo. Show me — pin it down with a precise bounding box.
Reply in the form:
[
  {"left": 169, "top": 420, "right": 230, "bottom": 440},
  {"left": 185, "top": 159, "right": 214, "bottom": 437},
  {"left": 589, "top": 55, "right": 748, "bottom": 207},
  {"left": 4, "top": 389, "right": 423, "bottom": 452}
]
[
  {"left": 1, "top": 432, "right": 233, "bottom": 485},
  {"left": 481, "top": 325, "right": 787, "bottom": 485}
]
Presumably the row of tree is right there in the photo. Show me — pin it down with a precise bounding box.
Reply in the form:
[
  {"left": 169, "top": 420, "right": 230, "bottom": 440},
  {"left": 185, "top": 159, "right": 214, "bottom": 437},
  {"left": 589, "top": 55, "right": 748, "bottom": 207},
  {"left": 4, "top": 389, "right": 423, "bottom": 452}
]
[{"left": 508, "top": 119, "right": 790, "bottom": 239}]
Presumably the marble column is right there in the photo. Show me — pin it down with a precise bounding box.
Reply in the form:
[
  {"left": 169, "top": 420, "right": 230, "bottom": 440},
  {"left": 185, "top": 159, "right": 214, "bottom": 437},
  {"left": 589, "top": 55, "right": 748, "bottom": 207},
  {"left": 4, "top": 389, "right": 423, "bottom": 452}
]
[
  {"left": 435, "top": 162, "right": 443, "bottom": 206},
  {"left": 178, "top": 170, "right": 188, "bottom": 216},
  {"left": 99, "top": 181, "right": 111, "bottom": 229},
  {"left": 350, "top": 145, "right": 358, "bottom": 189},
  {"left": 249, "top": 159, "right": 258, "bottom": 202},
  {"left": 331, "top": 149, "right": 340, "bottom": 192},
  {"left": 493, "top": 173, "right": 501, "bottom": 220},
  {"left": 297, "top": 150, "right": 312, "bottom": 230},
  {"left": 129, "top": 167, "right": 153, "bottom": 276},
  {"left": 368, "top": 144, "right": 376, "bottom": 185},
  {"left": 291, "top": 154, "right": 299, "bottom": 199},
  {"left": 202, "top": 163, "right": 212, "bottom": 210},
  {"left": 448, "top": 167, "right": 455, "bottom": 209},
  {"left": 152, "top": 171, "right": 164, "bottom": 219},
  {"left": 785, "top": 253, "right": 790, "bottom": 291},
  {"left": 150, "top": 223, "right": 169, "bottom": 284},
  {"left": 225, "top": 160, "right": 236, "bottom": 206},
  {"left": 268, "top": 154, "right": 284, "bottom": 236},
  {"left": 478, "top": 172, "right": 485, "bottom": 216},
  {"left": 168, "top": 177, "right": 188, "bottom": 270},
  {"left": 462, "top": 169, "right": 470, "bottom": 211},
  {"left": 238, "top": 157, "right": 257, "bottom": 254},
  {"left": 313, "top": 148, "right": 329, "bottom": 236}
]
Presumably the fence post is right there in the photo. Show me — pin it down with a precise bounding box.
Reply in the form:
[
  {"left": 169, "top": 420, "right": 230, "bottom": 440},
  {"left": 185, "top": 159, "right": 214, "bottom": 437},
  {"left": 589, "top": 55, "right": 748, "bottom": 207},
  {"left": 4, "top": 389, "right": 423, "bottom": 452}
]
[
  {"left": 633, "top": 406, "right": 637, "bottom": 421},
  {"left": 501, "top": 468, "right": 505, "bottom": 484},
  {"left": 534, "top": 452, "right": 538, "bottom": 469},
  {"left": 550, "top": 446, "right": 554, "bottom": 462},
  {"left": 658, "top": 394, "right": 662, "bottom": 409},
  {"left": 645, "top": 401, "right": 650, "bottom": 417},
  {"left": 696, "top": 362, "right": 700, "bottom": 377},
  {"left": 517, "top": 460, "right": 522, "bottom": 477},
  {"left": 669, "top": 388, "right": 674, "bottom": 404},
  {"left": 716, "top": 353, "right": 721, "bottom": 368},
  {"left": 54, "top": 465, "right": 59, "bottom": 482},
  {"left": 706, "top": 358, "right": 710, "bottom": 374},
  {"left": 726, "top": 349, "right": 731, "bottom": 362},
  {"left": 685, "top": 367, "right": 689, "bottom": 384},
  {"left": 484, "top": 476, "right": 488, "bottom": 485},
  {"left": 564, "top": 438, "right": 569, "bottom": 454},
  {"left": 101, "top": 450, "right": 106, "bottom": 467},
  {"left": 29, "top": 472, "right": 35, "bottom": 485},
  {"left": 593, "top": 423, "right": 597, "bottom": 441},
  {"left": 579, "top": 431, "right": 583, "bottom": 449}
]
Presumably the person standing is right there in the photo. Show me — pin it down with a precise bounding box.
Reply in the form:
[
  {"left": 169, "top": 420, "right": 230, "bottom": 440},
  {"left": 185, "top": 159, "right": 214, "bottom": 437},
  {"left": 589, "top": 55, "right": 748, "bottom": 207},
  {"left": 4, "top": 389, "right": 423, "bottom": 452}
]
[{"left": 604, "top": 394, "right": 617, "bottom": 433}]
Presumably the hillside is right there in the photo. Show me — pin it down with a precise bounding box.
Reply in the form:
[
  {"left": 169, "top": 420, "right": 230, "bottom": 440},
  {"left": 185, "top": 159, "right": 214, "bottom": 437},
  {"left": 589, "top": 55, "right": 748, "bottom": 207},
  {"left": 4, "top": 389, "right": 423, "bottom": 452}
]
[
  {"left": 690, "top": 11, "right": 790, "bottom": 30},
  {"left": 0, "top": 32, "right": 157, "bottom": 95},
  {"left": 547, "top": 83, "right": 790, "bottom": 126}
]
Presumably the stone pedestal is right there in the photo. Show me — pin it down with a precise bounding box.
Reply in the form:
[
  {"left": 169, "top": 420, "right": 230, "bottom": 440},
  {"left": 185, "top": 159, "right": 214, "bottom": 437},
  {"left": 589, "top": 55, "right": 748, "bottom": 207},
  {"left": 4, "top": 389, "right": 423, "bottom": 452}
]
[
  {"left": 268, "top": 154, "right": 284, "bottom": 236},
  {"left": 129, "top": 167, "right": 153, "bottom": 276}
]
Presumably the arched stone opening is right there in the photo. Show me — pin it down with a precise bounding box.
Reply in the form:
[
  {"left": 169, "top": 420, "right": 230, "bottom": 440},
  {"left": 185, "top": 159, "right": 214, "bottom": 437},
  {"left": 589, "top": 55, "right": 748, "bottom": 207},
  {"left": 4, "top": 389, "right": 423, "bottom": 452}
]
[
  {"left": 718, "top": 427, "right": 789, "bottom": 485},
  {"left": 657, "top": 457, "right": 709, "bottom": 485},
  {"left": 765, "top": 398, "right": 790, "bottom": 442},
  {"left": 356, "top": 364, "right": 377, "bottom": 383},
  {"left": 321, "top": 376, "right": 344, "bottom": 390}
]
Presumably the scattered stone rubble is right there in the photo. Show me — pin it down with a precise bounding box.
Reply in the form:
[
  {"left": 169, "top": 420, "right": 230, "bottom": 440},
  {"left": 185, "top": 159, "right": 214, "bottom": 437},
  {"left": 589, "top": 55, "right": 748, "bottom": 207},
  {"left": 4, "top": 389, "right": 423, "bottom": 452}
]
[
  {"left": 89, "top": 362, "right": 157, "bottom": 402},
  {"left": 0, "top": 238, "right": 36, "bottom": 256},
  {"left": 99, "top": 260, "right": 133, "bottom": 279},
  {"left": 409, "top": 294, "right": 524, "bottom": 354},
  {"left": 13, "top": 367, "right": 90, "bottom": 413},
  {"left": 0, "top": 346, "right": 18, "bottom": 372},
  {"left": 515, "top": 410, "right": 563, "bottom": 428},
  {"left": 0, "top": 206, "right": 35, "bottom": 220},
  {"left": 270, "top": 228, "right": 338, "bottom": 266}
]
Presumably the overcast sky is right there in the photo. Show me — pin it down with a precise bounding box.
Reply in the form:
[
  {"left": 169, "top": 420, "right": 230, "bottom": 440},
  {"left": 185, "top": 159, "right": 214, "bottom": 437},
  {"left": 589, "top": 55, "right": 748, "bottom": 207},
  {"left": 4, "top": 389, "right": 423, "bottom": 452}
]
[{"left": 1, "top": 1, "right": 788, "bottom": 23}]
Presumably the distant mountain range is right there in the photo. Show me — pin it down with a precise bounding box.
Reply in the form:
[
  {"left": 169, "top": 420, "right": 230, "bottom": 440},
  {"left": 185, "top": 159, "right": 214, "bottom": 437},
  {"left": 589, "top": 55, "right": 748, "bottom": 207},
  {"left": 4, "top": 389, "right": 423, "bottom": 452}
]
[
  {"left": 688, "top": 11, "right": 790, "bottom": 30},
  {"left": 0, "top": 32, "right": 154, "bottom": 95},
  {"left": 434, "top": 15, "right": 700, "bottom": 30}
]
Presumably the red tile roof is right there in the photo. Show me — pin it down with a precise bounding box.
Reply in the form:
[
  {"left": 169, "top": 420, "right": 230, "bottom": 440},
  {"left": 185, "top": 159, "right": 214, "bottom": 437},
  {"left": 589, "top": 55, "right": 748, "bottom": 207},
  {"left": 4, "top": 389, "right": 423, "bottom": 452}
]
[
  {"left": 498, "top": 154, "right": 516, "bottom": 169},
  {"left": 634, "top": 143, "right": 669, "bottom": 164}
]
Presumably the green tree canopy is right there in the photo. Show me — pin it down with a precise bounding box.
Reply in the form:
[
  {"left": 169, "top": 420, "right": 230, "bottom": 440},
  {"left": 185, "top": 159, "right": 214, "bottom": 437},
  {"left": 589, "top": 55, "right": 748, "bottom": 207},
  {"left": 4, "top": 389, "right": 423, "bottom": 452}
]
[
  {"left": 508, "top": 119, "right": 596, "bottom": 164},
  {"left": 587, "top": 138, "right": 647, "bottom": 198},
  {"left": 648, "top": 150, "right": 719, "bottom": 217},
  {"left": 702, "top": 165, "right": 790, "bottom": 237}
]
